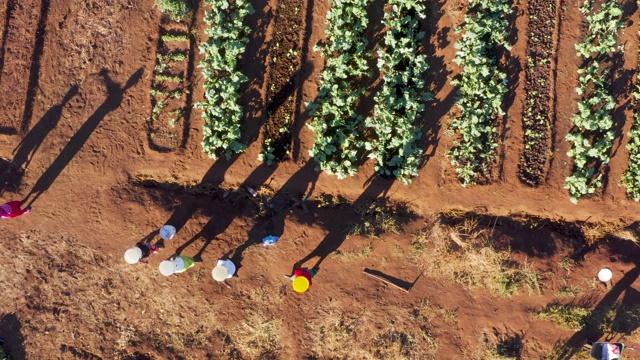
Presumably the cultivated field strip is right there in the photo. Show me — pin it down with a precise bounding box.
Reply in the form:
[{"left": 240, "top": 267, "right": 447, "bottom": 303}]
[
  {"left": 197, "top": 0, "right": 254, "bottom": 159},
  {"left": 366, "top": 0, "right": 431, "bottom": 184},
  {"left": 148, "top": 18, "right": 193, "bottom": 152},
  {"left": 306, "top": 0, "right": 373, "bottom": 179},
  {"left": 0, "top": 0, "right": 47, "bottom": 135},
  {"left": 623, "top": 6, "right": 640, "bottom": 201},
  {"left": 448, "top": 0, "right": 514, "bottom": 186},
  {"left": 518, "top": 0, "right": 558, "bottom": 186},
  {"left": 186, "top": 0, "right": 640, "bottom": 205},
  {"left": 259, "top": 0, "right": 307, "bottom": 164},
  {"left": 564, "top": 0, "right": 624, "bottom": 203}
]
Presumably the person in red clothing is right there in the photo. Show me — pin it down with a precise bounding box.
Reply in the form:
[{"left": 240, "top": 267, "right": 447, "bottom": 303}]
[
  {"left": 290, "top": 267, "right": 318, "bottom": 293},
  {"left": 0, "top": 201, "right": 30, "bottom": 219}
]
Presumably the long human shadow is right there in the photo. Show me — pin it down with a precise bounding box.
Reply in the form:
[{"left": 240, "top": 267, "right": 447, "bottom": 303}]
[
  {"left": 179, "top": 0, "right": 201, "bottom": 149},
  {"left": 12, "top": 85, "right": 79, "bottom": 171},
  {"left": 554, "top": 235, "right": 640, "bottom": 359},
  {"left": 497, "top": 0, "right": 522, "bottom": 181},
  {"left": 238, "top": 0, "right": 273, "bottom": 145},
  {"left": 20, "top": 0, "right": 50, "bottom": 133},
  {"left": 555, "top": 266, "right": 640, "bottom": 359},
  {"left": 22, "top": 68, "right": 144, "bottom": 208},
  {"left": 291, "top": 0, "right": 316, "bottom": 160},
  {"left": 0, "top": 313, "right": 26, "bottom": 360},
  {"left": 291, "top": 174, "right": 394, "bottom": 273},
  {"left": 172, "top": 162, "right": 281, "bottom": 258},
  {"left": 0, "top": 0, "right": 17, "bottom": 86},
  {"left": 229, "top": 160, "right": 319, "bottom": 274},
  {"left": 157, "top": 156, "right": 241, "bottom": 244},
  {"left": 417, "top": 0, "right": 453, "bottom": 169},
  {"left": 602, "top": 49, "right": 634, "bottom": 194}
]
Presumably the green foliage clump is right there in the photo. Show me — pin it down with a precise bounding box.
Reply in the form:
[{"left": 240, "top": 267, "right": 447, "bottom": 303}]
[
  {"left": 534, "top": 304, "right": 592, "bottom": 331},
  {"left": 197, "top": 0, "right": 254, "bottom": 159},
  {"left": 622, "top": 25, "right": 640, "bottom": 201},
  {"left": 448, "top": 0, "right": 513, "bottom": 186},
  {"left": 366, "top": 0, "right": 432, "bottom": 184},
  {"left": 154, "top": 0, "right": 195, "bottom": 21},
  {"left": 306, "top": 0, "right": 373, "bottom": 179},
  {"left": 565, "top": 0, "right": 623, "bottom": 203}
]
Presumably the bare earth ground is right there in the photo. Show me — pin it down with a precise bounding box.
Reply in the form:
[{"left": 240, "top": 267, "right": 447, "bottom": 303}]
[{"left": 0, "top": 0, "right": 639, "bottom": 359}]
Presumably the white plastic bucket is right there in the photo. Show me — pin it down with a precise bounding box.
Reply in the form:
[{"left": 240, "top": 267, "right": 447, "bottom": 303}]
[
  {"left": 598, "top": 268, "right": 613, "bottom": 282},
  {"left": 159, "top": 260, "right": 176, "bottom": 276},
  {"left": 160, "top": 225, "right": 176, "bottom": 241},
  {"left": 124, "top": 247, "right": 143, "bottom": 264},
  {"left": 212, "top": 266, "right": 228, "bottom": 281},
  {"left": 212, "top": 259, "right": 236, "bottom": 281}
]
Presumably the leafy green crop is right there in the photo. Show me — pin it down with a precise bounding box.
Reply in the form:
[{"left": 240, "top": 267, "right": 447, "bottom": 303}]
[
  {"left": 307, "top": 0, "right": 373, "bottom": 178},
  {"left": 448, "top": 0, "right": 513, "bottom": 186},
  {"left": 366, "top": 0, "right": 431, "bottom": 184},
  {"left": 154, "top": 0, "right": 195, "bottom": 22},
  {"left": 197, "top": 0, "right": 254, "bottom": 159},
  {"left": 622, "top": 19, "right": 640, "bottom": 201},
  {"left": 565, "top": 0, "right": 623, "bottom": 203}
]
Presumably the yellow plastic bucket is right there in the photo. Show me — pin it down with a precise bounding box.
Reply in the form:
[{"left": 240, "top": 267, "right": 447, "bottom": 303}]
[{"left": 292, "top": 276, "right": 310, "bottom": 293}]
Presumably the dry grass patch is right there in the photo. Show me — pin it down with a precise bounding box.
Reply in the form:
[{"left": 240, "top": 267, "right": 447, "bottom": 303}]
[
  {"left": 534, "top": 303, "right": 592, "bottom": 331},
  {"left": 232, "top": 310, "right": 283, "bottom": 359},
  {"left": 464, "top": 328, "right": 524, "bottom": 360},
  {"left": 332, "top": 242, "right": 373, "bottom": 261},
  {"left": 348, "top": 201, "right": 414, "bottom": 238},
  {"left": 411, "top": 215, "right": 543, "bottom": 297},
  {"left": 543, "top": 340, "right": 592, "bottom": 360},
  {"left": 306, "top": 303, "right": 371, "bottom": 359},
  {"left": 370, "top": 330, "right": 418, "bottom": 359}
]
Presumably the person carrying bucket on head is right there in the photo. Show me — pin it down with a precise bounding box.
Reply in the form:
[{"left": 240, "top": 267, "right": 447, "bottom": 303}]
[
  {"left": 159, "top": 254, "right": 196, "bottom": 276},
  {"left": 290, "top": 267, "right": 318, "bottom": 293},
  {"left": 0, "top": 200, "right": 30, "bottom": 219},
  {"left": 212, "top": 258, "right": 236, "bottom": 283},
  {"left": 124, "top": 241, "right": 160, "bottom": 264}
]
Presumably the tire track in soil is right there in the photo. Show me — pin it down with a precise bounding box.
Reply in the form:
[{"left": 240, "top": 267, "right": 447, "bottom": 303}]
[
  {"left": 147, "top": 14, "right": 195, "bottom": 153},
  {"left": 0, "top": 0, "right": 46, "bottom": 135},
  {"left": 517, "top": 0, "right": 558, "bottom": 186},
  {"left": 261, "top": 0, "right": 307, "bottom": 163}
]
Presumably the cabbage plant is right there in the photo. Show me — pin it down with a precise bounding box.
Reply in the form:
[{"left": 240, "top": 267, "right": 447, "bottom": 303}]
[{"left": 197, "top": 0, "right": 254, "bottom": 159}]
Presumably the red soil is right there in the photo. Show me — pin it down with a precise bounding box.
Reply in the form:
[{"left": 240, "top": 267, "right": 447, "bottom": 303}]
[{"left": 0, "top": 0, "right": 638, "bottom": 358}]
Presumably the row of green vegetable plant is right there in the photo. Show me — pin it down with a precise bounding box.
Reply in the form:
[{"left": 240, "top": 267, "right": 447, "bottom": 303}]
[
  {"left": 154, "top": 0, "right": 196, "bottom": 21},
  {"left": 622, "top": 12, "right": 640, "bottom": 201},
  {"left": 306, "top": 0, "right": 373, "bottom": 178},
  {"left": 448, "top": 0, "right": 513, "bottom": 186},
  {"left": 565, "top": 0, "right": 623, "bottom": 203},
  {"left": 197, "top": 0, "right": 254, "bottom": 159},
  {"left": 366, "top": 0, "right": 431, "bottom": 184}
]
